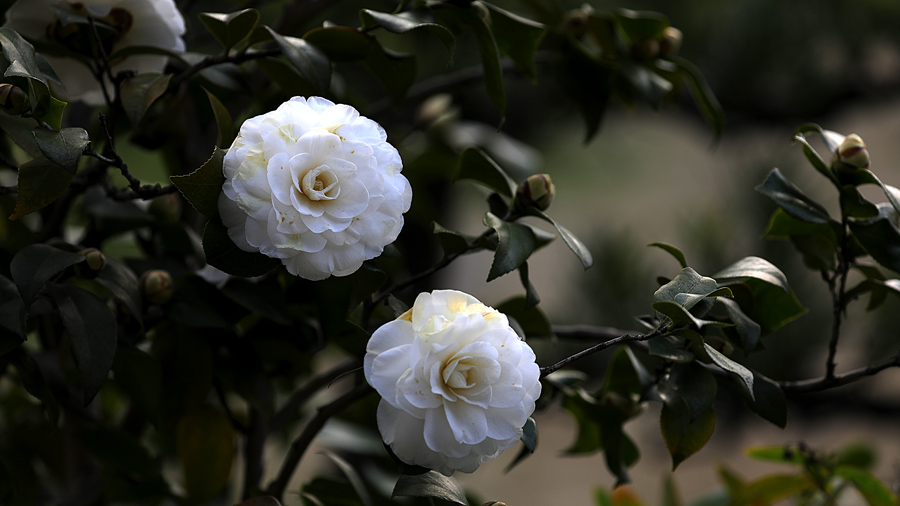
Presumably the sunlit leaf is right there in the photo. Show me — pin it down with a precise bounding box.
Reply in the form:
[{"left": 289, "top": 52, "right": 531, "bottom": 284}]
[
  {"left": 713, "top": 256, "right": 790, "bottom": 293},
  {"left": 756, "top": 169, "right": 833, "bottom": 224},
  {"left": 648, "top": 242, "right": 687, "bottom": 268},
  {"left": 703, "top": 343, "right": 753, "bottom": 399}
]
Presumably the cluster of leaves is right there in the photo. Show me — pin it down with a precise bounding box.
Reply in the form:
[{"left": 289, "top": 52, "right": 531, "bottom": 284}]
[{"left": 594, "top": 441, "right": 897, "bottom": 506}]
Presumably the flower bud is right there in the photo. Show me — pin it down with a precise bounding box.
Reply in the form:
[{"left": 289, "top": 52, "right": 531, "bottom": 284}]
[
  {"left": 515, "top": 174, "right": 556, "bottom": 211},
  {"left": 834, "top": 134, "right": 870, "bottom": 170},
  {"left": 148, "top": 193, "right": 182, "bottom": 222},
  {"left": 658, "top": 27, "right": 683, "bottom": 57},
  {"left": 563, "top": 9, "right": 590, "bottom": 37},
  {"left": 0, "top": 83, "right": 30, "bottom": 115},
  {"left": 416, "top": 94, "right": 455, "bottom": 126},
  {"left": 140, "top": 269, "right": 174, "bottom": 305},
  {"left": 631, "top": 39, "right": 660, "bottom": 60},
  {"left": 482, "top": 502, "right": 507, "bottom": 506},
  {"left": 79, "top": 248, "right": 107, "bottom": 273}
]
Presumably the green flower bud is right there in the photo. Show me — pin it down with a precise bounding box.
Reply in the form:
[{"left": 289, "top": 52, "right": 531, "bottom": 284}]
[
  {"left": 659, "top": 27, "right": 683, "bottom": 57},
  {"left": 148, "top": 193, "right": 182, "bottom": 222},
  {"left": 80, "top": 248, "right": 107, "bottom": 272},
  {"left": 631, "top": 38, "right": 660, "bottom": 60},
  {"left": 0, "top": 83, "right": 30, "bottom": 115},
  {"left": 834, "top": 134, "right": 870, "bottom": 170},
  {"left": 140, "top": 269, "right": 174, "bottom": 305},
  {"left": 515, "top": 174, "right": 556, "bottom": 211}
]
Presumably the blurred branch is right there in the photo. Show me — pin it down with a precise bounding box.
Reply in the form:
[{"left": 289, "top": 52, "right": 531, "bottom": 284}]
[
  {"left": 780, "top": 350, "right": 900, "bottom": 394},
  {"left": 539, "top": 327, "right": 667, "bottom": 378},
  {"left": 266, "top": 380, "right": 372, "bottom": 500},
  {"left": 168, "top": 48, "right": 280, "bottom": 90},
  {"left": 269, "top": 359, "right": 360, "bottom": 433},
  {"left": 824, "top": 219, "right": 852, "bottom": 380}
]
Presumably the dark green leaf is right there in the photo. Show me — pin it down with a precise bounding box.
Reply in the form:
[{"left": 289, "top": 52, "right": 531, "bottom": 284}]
[
  {"left": 46, "top": 284, "right": 117, "bottom": 405},
  {"left": 9, "top": 155, "right": 74, "bottom": 219},
  {"left": 840, "top": 185, "right": 879, "bottom": 219},
  {"left": 359, "top": 8, "right": 455, "bottom": 62},
  {"left": 673, "top": 57, "right": 724, "bottom": 142},
  {"left": 198, "top": 9, "right": 260, "bottom": 51},
  {"left": 263, "top": 27, "right": 331, "bottom": 94},
  {"left": 0, "top": 110, "right": 42, "bottom": 156},
  {"left": 0, "top": 27, "right": 49, "bottom": 94},
  {"left": 10, "top": 244, "right": 85, "bottom": 304},
  {"left": 322, "top": 451, "right": 373, "bottom": 506},
  {"left": 517, "top": 262, "right": 540, "bottom": 308},
  {"left": 461, "top": 6, "right": 505, "bottom": 115},
  {"left": 202, "top": 216, "right": 281, "bottom": 277},
  {"left": 718, "top": 298, "right": 760, "bottom": 352},
  {"left": 0, "top": 275, "right": 26, "bottom": 343},
  {"left": 849, "top": 203, "right": 900, "bottom": 273},
  {"left": 522, "top": 207, "right": 593, "bottom": 269},
  {"left": 78, "top": 428, "right": 158, "bottom": 477},
  {"left": 120, "top": 73, "right": 172, "bottom": 127},
  {"left": 177, "top": 406, "right": 236, "bottom": 502},
  {"left": 362, "top": 42, "right": 416, "bottom": 104},
  {"left": 496, "top": 295, "right": 552, "bottom": 338},
  {"left": 723, "top": 278, "right": 807, "bottom": 336},
  {"left": 304, "top": 26, "right": 373, "bottom": 62},
  {"left": 392, "top": 471, "right": 468, "bottom": 506},
  {"left": 221, "top": 278, "right": 290, "bottom": 325},
  {"left": 561, "top": 392, "right": 603, "bottom": 454},
  {"left": 713, "top": 256, "right": 790, "bottom": 293},
  {"left": 256, "top": 56, "right": 318, "bottom": 96},
  {"left": 603, "top": 347, "right": 645, "bottom": 398},
  {"left": 745, "top": 445, "right": 807, "bottom": 465},
  {"left": 662, "top": 476, "right": 682, "bottom": 506},
  {"left": 484, "top": 3, "right": 546, "bottom": 79},
  {"left": 792, "top": 130, "right": 839, "bottom": 186},
  {"left": 834, "top": 467, "right": 897, "bottom": 506},
  {"left": 432, "top": 221, "right": 471, "bottom": 257},
  {"left": 170, "top": 148, "right": 225, "bottom": 217},
  {"left": 113, "top": 346, "right": 161, "bottom": 423},
  {"left": 202, "top": 88, "right": 233, "bottom": 148},
  {"left": 622, "top": 62, "right": 671, "bottom": 108},
  {"left": 33, "top": 128, "right": 89, "bottom": 174},
  {"left": 731, "top": 474, "right": 816, "bottom": 506},
  {"left": 648, "top": 335, "right": 695, "bottom": 363},
  {"left": 794, "top": 123, "right": 843, "bottom": 154},
  {"left": 764, "top": 208, "right": 838, "bottom": 270},
  {"left": 659, "top": 363, "right": 717, "bottom": 422},
  {"left": 755, "top": 168, "right": 833, "bottom": 224},
  {"left": 483, "top": 212, "right": 537, "bottom": 281},
  {"left": 95, "top": 258, "right": 143, "bottom": 326},
  {"left": 521, "top": 417, "right": 537, "bottom": 452},
  {"left": 236, "top": 498, "right": 283, "bottom": 506},
  {"left": 558, "top": 43, "right": 612, "bottom": 142},
  {"left": 457, "top": 147, "right": 517, "bottom": 197},
  {"left": 648, "top": 242, "right": 687, "bottom": 268},
  {"left": 703, "top": 343, "right": 753, "bottom": 399},
  {"left": 8, "top": 348, "right": 59, "bottom": 425},
  {"left": 108, "top": 44, "right": 190, "bottom": 64},
  {"left": 659, "top": 401, "right": 715, "bottom": 470},
  {"left": 614, "top": 9, "right": 669, "bottom": 40},
  {"left": 653, "top": 300, "right": 729, "bottom": 330}
]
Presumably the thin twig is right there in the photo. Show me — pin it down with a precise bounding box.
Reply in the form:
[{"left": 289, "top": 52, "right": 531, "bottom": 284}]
[
  {"left": 825, "top": 219, "right": 851, "bottom": 380},
  {"left": 168, "top": 49, "right": 280, "bottom": 91},
  {"left": 269, "top": 359, "right": 360, "bottom": 433},
  {"left": 539, "top": 327, "right": 667, "bottom": 378},
  {"left": 780, "top": 351, "right": 900, "bottom": 394},
  {"left": 266, "top": 381, "right": 372, "bottom": 500}
]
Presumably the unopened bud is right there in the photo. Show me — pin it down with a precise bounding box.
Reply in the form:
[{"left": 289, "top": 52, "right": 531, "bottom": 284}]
[
  {"left": 631, "top": 38, "right": 659, "bottom": 60},
  {"left": 834, "top": 134, "right": 870, "bottom": 170},
  {"left": 563, "top": 9, "right": 590, "bottom": 37},
  {"left": 0, "top": 83, "right": 30, "bottom": 115},
  {"left": 482, "top": 502, "right": 507, "bottom": 506},
  {"left": 416, "top": 94, "right": 455, "bottom": 125},
  {"left": 148, "top": 193, "right": 182, "bottom": 222},
  {"left": 516, "top": 174, "right": 556, "bottom": 211},
  {"left": 140, "top": 269, "right": 174, "bottom": 305},
  {"left": 659, "top": 27, "right": 683, "bottom": 57},
  {"left": 80, "top": 248, "right": 107, "bottom": 272}
]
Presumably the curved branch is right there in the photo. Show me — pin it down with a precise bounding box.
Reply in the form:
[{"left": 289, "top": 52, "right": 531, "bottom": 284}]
[
  {"left": 780, "top": 351, "right": 900, "bottom": 394},
  {"left": 168, "top": 48, "right": 280, "bottom": 90},
  {"left": 539, "top": 327, "right": 666, "bottom": 378},
  {"left": 266, "top": 381, "right": 373, "bottom": 500},
  {"left": 269, "top": 359, "right": 360, "bottom": 433}
]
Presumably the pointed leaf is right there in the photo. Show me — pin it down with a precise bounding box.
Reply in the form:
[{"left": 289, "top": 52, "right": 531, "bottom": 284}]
[
  {"left": 648, "top": 242, "right": 687, "bottom": 268},
  {"left": 483, "top": 212, "right": 537, "bottom": 281},
  {"left": 170, "top": 148, "right": 226, "bottom": 217},
  {"left": 713, "top": 256, "right": 790, "bottom": 293},
  {"left": 659, "top": 363, "right": 717, "bottom": 422},
  {"left": 432, "top": 221, "right": 471, "bottom": 257},
  {"left": 95, "top": 258, "right": 143, "bottom": 326},
  {"left": 849, "top": 203, "right": 900, "bottom": 273},
  {"left": 660, "top": 402, "right": 715, "bottom": 470},
  {"left": 120, "top": 73, "right": 172, "bottom": 127},
  {"left": 732, "top": 474, "right": 816, "bottom": 506},
  {"left": 304, "top": 26, "right": 373, "bottom": 62},
  {"left": 177, "top": 406, "right": 236, "bottom": 502},
  {"left": 483, "top": 3, "right": 546, "bottom": 79},
  {"left": 46, "top": 284, "right": 117, "bottom": 405},
  {"left": 703, "top": 343, "right": 753, "bottom": 399},
  {"left": 672, "top": 57, "right": 724, "bottom": 141},
  {"left": 462, "top": 6, "right": 505, "bottom": 115},
  {"left": 9, "top": 155, "right": 74, "bottom": 219},
  {"left": 522, "top": 206, "right": 593, "bottom": 269},
  {"left": 198, "top": 9, "right": 260, "bottom": 51},
  {"left": 33, "top": 128, "right": 89, "bottom": 174},
  {"left": 263, "top": 27, "right": 330, "bottom": 94},
  {"left": 359, "top": 9, "right": 455, "bottom": 62},
  {"left": 10, "top": 244, "right": 85, "bottom": 304},
  {"left": 457, "top": 147, "right": 517, "bottom": 197},
  {"left": 322, "top": 451, "right": 373, "bottom": 506},
  {"left": 653, "top": 300, "right": 730, "bottom": 330},
  {"left": 203, "top": 88, "right": 233, "bottom": 148},
  {"left": 392, "top": 471, "right": 468, "bottom": 506},
  {"left": 792, "top": 131, "right": 839, "bottom": 185},
  {"left": 756, "top": 169, "right": 833, "bottom": 224},
  {"left": 834, "top": 466, "right": 897, "bottom": 506},
  {"left": 647, "top": 335, "right": 695, "bottom": 363},
  {"left": 718, "top": 298, "right": 760, "bottom": 352}
]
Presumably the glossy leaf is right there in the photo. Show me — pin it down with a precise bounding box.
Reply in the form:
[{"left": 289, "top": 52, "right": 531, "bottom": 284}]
[
  {"left": 263, "top": 27, "right": 331, "bottom": 94},
  {"left": 198, "top": 9, "right": 260, "bottom": 51},
  {"left": 496, "top": 296, "right": 552, "bottom": 338},
  {"left": 46, "top": 284, "right": 117, "bottom": 405},
  {"left": 10, "top": 244, "right": 85, "bottom": 304},
  {"left": 457, "top": 146, "right": 517, "bottom": 197},
  {"left": 724, "top": 278, "right": 807, "bottom": 335},
  {"left": 432, "top": 221, "right": 471, "bottom": 257},
  {"left": 304, "top": 26, "right": 372, "bottom": 62},
  {"left": 647, "top": 335, "right": 695, "bottom": 363},
  {"left": 120, "top": 73, "right": 172, "bottom": 127},
  {"left": 559, "top": 44, "right": 612, "bottom": 142},
  {"left": 658, "top": 363, "right": 717, "bottom": 422},
  {"left": 483, "top": 212, "right": 537, "bottom": 281},
  {"left": 0, "top": 27, "right": 49, "bottom": 93},
  {"left": 484, "top": 3, "right": 546, "bottom": 78},
  {"left": 653, "top": 300, "right": 729, "bottom": 330},
  {"left": 713, "top": 256, "right": 790, "bottom": 293},
  {"left": 756, "top": 169, "right": 833, "bottom": 224},
  {"left": 703, "top": 343, "right": 754, "bottom": 399},
  {"left": 461, "top": 6, "right": 505, "bottom": 115},
  {"left": 171, "top": 148, "right": 226, "bottom": 217},
  {"left": 660, "top": 401, "right": 715, "bottom": 470},
  {"left": 322, "top": 451, "right": 373, "bottom": 506},
  {"left": 834, "top": 466, "right": 897, "bottom": 506},
  {"left": 561, "top": 392, "right": 603, "bottom": 454},
  {"left": 362, "top": 41, "right": 417, "bottom": 103},
  {"left": 849, "top": 203, "right": 900, "bottom": 273},
  {"left": 764, "top": 208, "right": 838, "bottom": 270},
  {"left": 33, "top": 128, "right": 89, "bottom": 174},
  {"left": 731, "top": 474, "right": 815, "bottom": 506},
  {"left": 521, "top": 417, "right": 537, "bottom": 452},
  {"left": 202, "top": 216, "right": 281, "bottom": 277},
  {"left": 648, "top": 242, "right": 687, "bottom": 268},
  {"left": 256, "top": 56, "right": 318, "bottom": 97},
  {"left": 359, "top": 8, "right": 455, "bottom": 62},
  {"left": 718, "top": 298, "right": 760, "bottom": 352},
  {"left": 522, "top": 207, "right": 593, "bottom": 269},
  {"left": 201, "top": 88, "right": 233, "bottom": 149},
  {"left": 9, "top": 155, "right": 74, "bottom": 219},
  {"left": 603, "top": 347, "right": 647, "bottom": 397},
  {"left": 673, "top": 57, "right": 725, "bottom": 141},
  {"left": 95, "top": 258, "right": 143, "bottom": 325},
  {"left": 392, "top": 471, "right": 468, "bottom": 506},
  {"left": 794, "top": 123, "right": 843, "bottom": 154},
  {"left": 8, "top": 348, "right": 59, "bottom": 425},
  {"left": 654, "top": 267, "right": 717, "bottom": 303},
  {"left": 177, "top": 406, "right": 236, "bottom": 502}
]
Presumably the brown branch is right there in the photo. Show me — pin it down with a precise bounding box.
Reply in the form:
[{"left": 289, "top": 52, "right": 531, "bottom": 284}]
[
  {"left": 780, "top": 351, "right": 900, "bottom": 394},
  {"left": 539, "top": 327, "right": 667, "bottom": 378},
  {"left": 266, "top": 381, "right": 373, "bottom": 500}
]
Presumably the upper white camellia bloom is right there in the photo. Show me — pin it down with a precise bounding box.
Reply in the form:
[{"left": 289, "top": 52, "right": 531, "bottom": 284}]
[
  {"left": 364, "top": 290, "right": 542, "bottom": 475},
  {"left": 219, "top": 96, "right": 412, "bottom": 280},
  {"left": 3, "top": 0, "right": 186, "bottom": 105}
]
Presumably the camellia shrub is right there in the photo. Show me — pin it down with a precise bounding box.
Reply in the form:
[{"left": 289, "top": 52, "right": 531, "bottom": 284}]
[{"left": 0, "top": 0, "right": 898, "bottom": 505}]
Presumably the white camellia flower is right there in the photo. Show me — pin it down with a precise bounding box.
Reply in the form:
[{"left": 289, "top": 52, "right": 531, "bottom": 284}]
[
  {"left": 219, "top": 96, "right": 412, "bottom": 280},
  {"left": 364, "top": 290, "right": 542, "bottom": 475},
  {"left": 3, "top": 0, "right": 186, "bottom": 105}
]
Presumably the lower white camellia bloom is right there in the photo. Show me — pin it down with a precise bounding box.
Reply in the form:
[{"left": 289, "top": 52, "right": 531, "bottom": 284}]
[
  {"left": 3, "top": 0, "right": 186, "bottom": 105},
  {"left": 219, "top": 96, "right": 412, "bottom": 280},
  {"left": 364, "top": 290, "right": 542, "bottom": 475}
]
